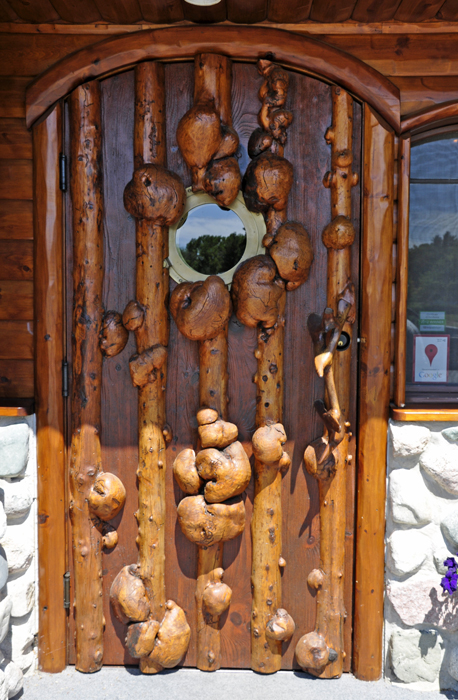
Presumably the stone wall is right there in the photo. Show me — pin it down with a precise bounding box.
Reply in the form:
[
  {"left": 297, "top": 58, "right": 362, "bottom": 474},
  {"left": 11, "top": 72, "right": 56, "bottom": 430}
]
[
  {"left": 386, "top": 420, "right": 458, "bottom": 691},
  {"left": 0, "top": 416, "right": 38, "bottom": 699}
]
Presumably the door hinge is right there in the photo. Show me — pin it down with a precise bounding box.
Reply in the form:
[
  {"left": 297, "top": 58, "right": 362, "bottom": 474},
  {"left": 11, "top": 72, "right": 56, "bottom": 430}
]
[
  {"left": 62, "top": 360, "right": 69, "bottom": 398},
  {"left": 63, "top": 571, "right": 70, "bottom": 609},
  {"left": 59, "top": 153, "right": 67, "bottom": 192}
]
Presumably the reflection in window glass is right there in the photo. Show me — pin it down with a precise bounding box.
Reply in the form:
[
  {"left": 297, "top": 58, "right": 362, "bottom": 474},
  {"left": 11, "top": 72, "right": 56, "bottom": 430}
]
[
  {"left": 407, "top": 134, "right": 458, "bottom": 393},
  {"left": 176, "top": 204, "right": 246, "bottom": 275}
]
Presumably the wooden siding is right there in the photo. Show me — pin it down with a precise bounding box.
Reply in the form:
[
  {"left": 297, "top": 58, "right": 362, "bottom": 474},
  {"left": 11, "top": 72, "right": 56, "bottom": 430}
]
[{"left": 2, "top": 23, "right": 458, "bottom": 397}]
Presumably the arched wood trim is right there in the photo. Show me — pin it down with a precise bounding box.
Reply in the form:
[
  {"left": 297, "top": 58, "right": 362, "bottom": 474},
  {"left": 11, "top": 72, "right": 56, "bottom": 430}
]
[
  {"left": 401, "top": 99, "right": 458, "bottom": 134},
  {"left": 25, "top": 25, "right": 400, "bottom": 130}
]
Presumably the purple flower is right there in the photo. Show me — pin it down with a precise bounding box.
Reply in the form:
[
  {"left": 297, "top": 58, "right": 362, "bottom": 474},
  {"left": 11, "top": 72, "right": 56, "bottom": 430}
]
[
  {"left": 444, "top": 557, "right": 457, "bottom": 570},
  {"left": 440, "top": 555, "right": 458, "bottom": 594}
]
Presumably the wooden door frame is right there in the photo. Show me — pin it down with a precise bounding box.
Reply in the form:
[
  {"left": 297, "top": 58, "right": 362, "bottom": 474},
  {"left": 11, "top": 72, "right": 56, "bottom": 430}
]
[{"left": 32, "top": 27, "right": 395, "bottom": 679}]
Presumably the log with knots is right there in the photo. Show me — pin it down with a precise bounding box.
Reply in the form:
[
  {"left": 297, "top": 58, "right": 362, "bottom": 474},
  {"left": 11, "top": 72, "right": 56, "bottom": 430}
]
[
  {"left": 231, "top": 58, "right": 314, "bottom": 674},
  {"left": 110, "top": 61, "right": 191, "bottom": 674},
  {"left": 170, "top": 275, "right": 251, "bottom": 671}
]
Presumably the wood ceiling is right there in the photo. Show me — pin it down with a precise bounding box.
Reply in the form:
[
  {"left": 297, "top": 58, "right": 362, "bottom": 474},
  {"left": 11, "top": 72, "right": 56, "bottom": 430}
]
[{"left": 1, "top": 0, "right": 458, "bottom": 26}]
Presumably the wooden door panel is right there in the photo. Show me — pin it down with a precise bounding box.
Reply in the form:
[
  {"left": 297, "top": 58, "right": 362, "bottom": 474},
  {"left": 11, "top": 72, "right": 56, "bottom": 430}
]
[{"left": 65, "top": 61, "right": 360, "bottom": 669}]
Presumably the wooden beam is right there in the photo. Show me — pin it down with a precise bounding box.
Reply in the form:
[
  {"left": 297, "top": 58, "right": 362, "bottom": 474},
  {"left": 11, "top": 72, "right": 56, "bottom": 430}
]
[
  {"left": 394, "top": 136, "right": 410, "bottom": 407},
  {"left": 353, "top": 105, "right": 393, "bottom": 681},
  {"left": 33, "top": 104, "right": 66, "bottom": 672},
  {"left": 25, "top": 26, "right": 400, "bottom": 131},
  {"left": 401, "top": 98, "right": 458, "bottom": 132}
]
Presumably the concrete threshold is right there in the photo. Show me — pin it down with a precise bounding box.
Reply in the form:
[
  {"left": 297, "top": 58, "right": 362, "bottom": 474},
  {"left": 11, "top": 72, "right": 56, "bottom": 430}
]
[{"left": 22, "top": 668, "right": 458, "bottom": 700}]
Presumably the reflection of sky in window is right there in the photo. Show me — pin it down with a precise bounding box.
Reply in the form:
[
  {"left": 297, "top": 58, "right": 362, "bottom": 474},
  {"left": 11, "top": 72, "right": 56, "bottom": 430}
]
[
  {"left": 176, "top": 204, "right": 246, "bottom": 248},
  {"left": 410, "top": 183, "right": 458, "bottom": 247},
  {"left": 411, "top": 134, "right": 458, "bottom": 179}
]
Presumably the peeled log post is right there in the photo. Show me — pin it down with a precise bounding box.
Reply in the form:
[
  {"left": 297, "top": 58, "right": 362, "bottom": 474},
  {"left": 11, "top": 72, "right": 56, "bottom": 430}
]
[
  {"left": 69, "top": 81, "right": 104, "bottom": 674},
  {"left": 295, "top": 86, "right": 357, "bottom": 679},
  {"left": 117, "top": 62, "right": 188, "bottom": 675}
]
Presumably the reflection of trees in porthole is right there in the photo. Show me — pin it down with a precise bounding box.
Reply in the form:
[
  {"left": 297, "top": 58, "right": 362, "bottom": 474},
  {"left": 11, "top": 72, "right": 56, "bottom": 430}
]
[
  {"left": 168, "top": 190, "right": 266, "bottom": 286},
  {"left": 176, "top": 204, "right": 247, "bottom": 275}
]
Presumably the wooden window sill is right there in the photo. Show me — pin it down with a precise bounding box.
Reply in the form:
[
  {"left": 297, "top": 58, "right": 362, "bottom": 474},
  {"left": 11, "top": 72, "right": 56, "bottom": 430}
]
[
  {"left": 391, "top": 406, "right": 458, "bottom": 422},
  {"left": 0, "top": 399, "right": 34, "bottom": 417}
]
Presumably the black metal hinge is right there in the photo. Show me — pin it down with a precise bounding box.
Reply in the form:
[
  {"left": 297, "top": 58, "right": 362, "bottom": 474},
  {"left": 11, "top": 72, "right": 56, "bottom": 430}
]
[
  {"left": 59, "top": 153, "right": 67, "bottom": 192},
  {"left": 63, "top": 571, "right": 70, "bottom": 609},
  {"left": 62, "top": 360, "right": 69, "bottom": 398}
]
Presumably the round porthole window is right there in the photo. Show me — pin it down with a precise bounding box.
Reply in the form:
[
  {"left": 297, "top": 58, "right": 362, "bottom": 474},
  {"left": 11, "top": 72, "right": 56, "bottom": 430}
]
[{"left": 168, "top": 189, "right": 266, "bottom": 285}]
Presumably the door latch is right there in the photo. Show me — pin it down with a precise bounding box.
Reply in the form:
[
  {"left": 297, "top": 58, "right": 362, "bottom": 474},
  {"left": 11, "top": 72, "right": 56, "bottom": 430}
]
[{"left": 63, "top": 571, "right": 70, "bottom": 609}]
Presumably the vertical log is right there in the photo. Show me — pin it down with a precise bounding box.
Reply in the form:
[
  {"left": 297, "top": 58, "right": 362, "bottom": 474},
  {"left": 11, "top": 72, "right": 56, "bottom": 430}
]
[
  {"left": 295, "top": 86, "right": 357, "bottom": 680},
  {"left": 33, "top": 104, "right": 66, "bottom": 673},
  {"left": 134, "top": 62, "right": 168, "bottom": 675},
  {"left": 69, "top": 81, "right": 104, "bottom": 673},
  {"left": 394, "top": 136, "right": 410, "bottom": 408},
  {"left": 353, "top": 106, "right": 393, "bottom": 682}
]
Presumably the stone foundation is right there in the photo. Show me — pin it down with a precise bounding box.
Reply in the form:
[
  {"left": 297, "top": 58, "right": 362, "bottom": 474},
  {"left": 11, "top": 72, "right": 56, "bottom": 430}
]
[
  {"left": 386, "top": 419, "right": 458, "bottom": 691},
  {"left": 0, "top": 416, "right": 38, "bottom": 698}
]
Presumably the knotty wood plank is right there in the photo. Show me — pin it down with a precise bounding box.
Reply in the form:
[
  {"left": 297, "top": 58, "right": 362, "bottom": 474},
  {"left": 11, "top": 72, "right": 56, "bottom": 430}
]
[
  {"left": 353, "top": 106, "right": 393, "bottom": 681},
  {"left": 310, "top": 0, "right": 358, "bottom": 22},
  {"left": 0, "top": 33, "right": 98, "bottom": 76},
  {"left": 0, "top": 280, "right": 33, "bottom": 319},
  {"left": 6, "top": 0, "right": 59, "bottom": 22},
  {"left": 0, "top": 239, "right": 32, "bottom": 279},
  {"left": 0, "top": 118, "right": 31, "bottom": 159},
  {"left": 51, "top": 0, "right": 102, "bottom": 22},
  {"left": 0, "top": 359, "right": 33, "bottom": 397},
  {"left": 352, "top": 0, "right": 403, "bottom": 22},
  {"left": 0, "top": 77, "right": 30, "bottom": 119},
  {"left": 227, "top": 0, "right": 266, "bottom": 23},
  {"left": 0, "top": 200, "right": 33, "bottom": 239},
  {"left": 268, "top": 0, "right": 312, "bottom": 22},
  {"left": 0, "top": 160, "right": 32, "bottom": 199},
  {"left": 137, "top": 0, "right": 183, "bottom": 22},
  {"left": 0, "top": 320, "right": 33, "bottom": 359},
  {"left": 91, "top": 0, "right": 141, "bottom": 23},
  {"left": 394, "top": 0, "right": 447, "bottom": 21}
]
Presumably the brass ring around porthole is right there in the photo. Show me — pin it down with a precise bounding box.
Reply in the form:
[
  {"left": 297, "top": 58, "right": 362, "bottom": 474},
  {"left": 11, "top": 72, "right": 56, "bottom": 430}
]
[{"left": 168, "top": 188, "right": 266, "bottom": 285}]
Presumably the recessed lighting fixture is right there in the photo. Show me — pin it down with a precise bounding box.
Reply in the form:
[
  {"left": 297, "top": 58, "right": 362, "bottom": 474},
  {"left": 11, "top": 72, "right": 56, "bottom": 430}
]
[{"left": 184, "top": 0, "right": 221, "bottom": 5}]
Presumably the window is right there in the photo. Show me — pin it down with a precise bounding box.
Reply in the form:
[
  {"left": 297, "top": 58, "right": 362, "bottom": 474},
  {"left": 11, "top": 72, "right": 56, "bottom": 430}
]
[{"left": 406, "top": 131, "right": 458, "bottom": 402}]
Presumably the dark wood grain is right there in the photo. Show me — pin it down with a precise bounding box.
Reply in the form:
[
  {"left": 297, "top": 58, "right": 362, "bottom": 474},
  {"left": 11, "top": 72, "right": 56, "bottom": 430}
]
[
  {"left": 0, "top": 0, "right": 19, "bottom": 21},
  {"left": 0, "top": 118, "right": 31, "bottom": 159},
  {"left": 25, "top": 26, "right": 400, "bottom": 131},
  {"left": 0, "top": 239, "right": 32, "bottom": 279},
  {"left": 439, "top": 0, "right": 458, "bottom": 20},
  {"left": 6, "top": 0, "right": 59, "bottom": 22},
  {"left": 0, "top": 280, "right": 33, "bottom": 319},
  {"left": 394, "top": 76, "right": 458, "bottom": 115},
  {"left": 310, "top": 0, "right": 358, "bottom": 22},
  {"left": 351, "top": 0, "right": 403, "bottom": 21},
  {"left": 353, "top": 105, "right": 393, "bottom": 682},
  {"left": 137, "top": 0, "right": 183, "bottom": 22},
  {"left": 0, "top": 33, "right": 98, "bottom": 77},
  {"left": 227, "top": 0, "right": 266, "bottom": 23},
  {"left": 0, "top": 359, "right": 33, "bottom": 397},
  {"left": 0, "top": 160, "right": 32, "bottom": 199},
  {"left": 0, "top": 77, "right": 30, "bottom": 119},
  {"left": 33, "top": 104, "right": 67, "bottom": 672},
  {"left": 401, "top": 98, "right": 458, "bottom": 132},
  {"left": 268, "top": 0, "right": 312, "bottom": 22},
  {"left": 92, "top": 0, "right": 142, "bottom": 23},
  {"left": 50, "top": 0, "right": 102, "bottom": 23},
  {"left": 394, "top": 0, "right": 447, "bottom": 21},
  {"left": 0, "top": 320, "right": 32, "bottom": 359},
  {"left": 0, "top": 200, "right": 33, "bottom": 239}
]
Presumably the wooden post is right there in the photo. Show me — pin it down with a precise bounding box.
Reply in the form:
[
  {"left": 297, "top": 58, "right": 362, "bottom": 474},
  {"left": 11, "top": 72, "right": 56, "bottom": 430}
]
[
  {"left": 69, "top": 81, "right": 104, "bottom": 673},
  {"left": 353, "top": 105, "right": 393, "bottom": 681},
  {"left": 394, "top": 136, "right": 410, "bottom": 408},
  {"left": 33, "top": 104, "right": 67, "bottom": 673}
]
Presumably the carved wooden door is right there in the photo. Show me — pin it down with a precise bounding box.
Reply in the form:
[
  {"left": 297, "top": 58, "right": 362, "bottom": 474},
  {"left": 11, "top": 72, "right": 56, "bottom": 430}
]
[{"left": 64, "top": 57, "right": 361, "bottom": 673}]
